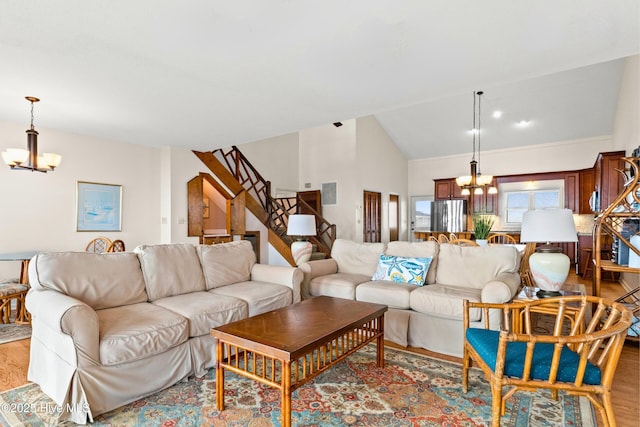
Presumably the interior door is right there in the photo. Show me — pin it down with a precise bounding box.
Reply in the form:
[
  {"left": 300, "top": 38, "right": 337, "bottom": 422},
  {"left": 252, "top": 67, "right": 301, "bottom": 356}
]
[
  {"left": 187, "top": 176, "right": 204, "bottom": 237},
  {"left": 389, "top": 194, "right": 399, "bottom": 241},
  {"left": 297, "top": 190, "right": 322, "bottom": 215},
  {"left": 363, "top": 190, "right": 382, "bottom": 243}
]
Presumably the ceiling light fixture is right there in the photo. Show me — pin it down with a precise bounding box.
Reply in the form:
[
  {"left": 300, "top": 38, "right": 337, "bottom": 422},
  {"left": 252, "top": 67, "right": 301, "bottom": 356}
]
[
  {"left": 2, "top": 96, "right": 61, "bottom": 172},
  {"left": 455, "top": 91, "right": 497, "bottom": 196}
]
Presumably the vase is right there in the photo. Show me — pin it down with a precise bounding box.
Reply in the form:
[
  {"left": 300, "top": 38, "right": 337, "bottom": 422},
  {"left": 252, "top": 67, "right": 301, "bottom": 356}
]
[{"left": 476, "top": 239, "right": 488, "bottom": 246}]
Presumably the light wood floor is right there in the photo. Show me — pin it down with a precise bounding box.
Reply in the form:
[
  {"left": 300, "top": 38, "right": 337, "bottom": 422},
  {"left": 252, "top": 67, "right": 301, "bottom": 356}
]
[{"left": 0, "top": 274, "right": 637, "bottom": 426}]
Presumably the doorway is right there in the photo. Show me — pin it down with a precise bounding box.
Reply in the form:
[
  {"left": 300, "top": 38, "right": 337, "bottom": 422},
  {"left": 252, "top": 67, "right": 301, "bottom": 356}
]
[
  {"left": 389, "top": 194, "right": 399, "bottom": 241},
  {"left": 363, "top": 190, "right": 382, "bottom": 243},
  {"left": 410, "top": 196, "right": 433, "bottom": 241}
]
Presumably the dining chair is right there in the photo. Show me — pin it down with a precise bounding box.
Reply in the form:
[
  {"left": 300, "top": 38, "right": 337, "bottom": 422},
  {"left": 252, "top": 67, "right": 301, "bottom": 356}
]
[
  {"left": 462, "top": 296, "right": 632, "bottom": 427},
  {"left": 448, "top": 238, "right": 479, "bottom": 247},
  {"left": 428, "top": 236, "right": 440, "bottom": 244},
  {"left": 437, "top": 234, "right": 450, "bottom": 244},
  {"left": 106, "top": 239, "right": 126, "bottom": 252},
  {"left": 85, "top": 237, "right": 113, "bottom": 253},
  {"left": 487, "top": 233, "right": 518, "bottom": 244}
]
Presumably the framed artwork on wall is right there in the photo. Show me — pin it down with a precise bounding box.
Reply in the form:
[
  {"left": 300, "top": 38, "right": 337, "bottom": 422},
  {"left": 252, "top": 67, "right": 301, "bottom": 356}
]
[
  {"left": 203, "top": 197, "right": 210, "bottom": 219},
  {"left": 76, "top": 181, "right": 122, "bottom": 231}
]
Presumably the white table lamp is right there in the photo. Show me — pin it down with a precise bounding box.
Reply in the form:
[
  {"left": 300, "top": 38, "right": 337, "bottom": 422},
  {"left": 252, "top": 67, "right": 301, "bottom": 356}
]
[
  {"left": 287, "top": 214, "right": 316, "bottom": 266},
  {"left": 520, "top": 209, "right": 578, "bottom": 298}
]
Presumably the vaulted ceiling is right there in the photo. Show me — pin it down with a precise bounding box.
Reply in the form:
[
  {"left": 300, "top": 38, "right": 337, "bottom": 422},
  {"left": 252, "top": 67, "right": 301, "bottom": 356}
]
[{"left": 0, "top": 1, "right": 638, "bottom": 159}]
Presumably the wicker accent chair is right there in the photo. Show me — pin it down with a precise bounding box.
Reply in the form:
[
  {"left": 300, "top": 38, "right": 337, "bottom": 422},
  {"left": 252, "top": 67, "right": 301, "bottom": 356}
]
[
  {"left": 449, "top": 238, "right": 479, "bottom": 247},
  {"left": 106, "top": 239, "right": 126, "bottom": 252},
  {"left": 487, "top": 233, "right": 517, "bottom": 244},
  {"left": 462, "top": 296, "right": 632, "bottom": 427},
  {"left": 85, "top": 237, "right": 113, "bottom": 253}
]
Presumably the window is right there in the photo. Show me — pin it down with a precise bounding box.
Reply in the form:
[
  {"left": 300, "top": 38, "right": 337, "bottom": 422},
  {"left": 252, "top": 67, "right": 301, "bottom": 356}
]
[{"left": 505, "top": 189, "right": 561, "bottom": 224}]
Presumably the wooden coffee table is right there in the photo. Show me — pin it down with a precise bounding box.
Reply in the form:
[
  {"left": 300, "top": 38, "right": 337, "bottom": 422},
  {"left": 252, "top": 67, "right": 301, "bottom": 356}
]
[{"left": 210, "top": 296, "right": 388, "bottom": 427}]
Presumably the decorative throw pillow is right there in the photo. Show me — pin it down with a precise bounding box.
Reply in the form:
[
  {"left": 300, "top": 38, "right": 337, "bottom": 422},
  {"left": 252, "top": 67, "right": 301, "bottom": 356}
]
[{"left": 371, "top": 255, "right": 433, "bottom": 286}]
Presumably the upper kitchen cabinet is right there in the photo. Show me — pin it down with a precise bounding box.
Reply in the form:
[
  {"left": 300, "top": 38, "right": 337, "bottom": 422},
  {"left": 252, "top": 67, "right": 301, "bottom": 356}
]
[
  {"left": 472, "top": 179, "right": 498, "bottom": 214},
  {"left": 579, "top": 168, "right": 595, "bottom": 214},
  {"left": 593, "top": 151, "right": 626, "bottom": 212},
  {"left": 434, "top": 178, "right": 466, "bottom": 200},
  {"left": 564, "top": 172, "right": 580, "bottom": 213}
]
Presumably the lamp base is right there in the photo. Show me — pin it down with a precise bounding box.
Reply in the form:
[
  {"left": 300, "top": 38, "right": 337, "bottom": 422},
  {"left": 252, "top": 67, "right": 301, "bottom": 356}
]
[
  {"left": 291, "top": 240, "right": 312, "bottom": 266},
  {"left": 536, "top": 289, "right": 563, "bottom": 298}
]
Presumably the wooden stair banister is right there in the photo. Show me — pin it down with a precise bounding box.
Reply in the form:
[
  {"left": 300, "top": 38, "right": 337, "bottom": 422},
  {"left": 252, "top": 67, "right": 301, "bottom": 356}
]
[{"left": 193, "top": 146, "right": 336, "bottom": 265}]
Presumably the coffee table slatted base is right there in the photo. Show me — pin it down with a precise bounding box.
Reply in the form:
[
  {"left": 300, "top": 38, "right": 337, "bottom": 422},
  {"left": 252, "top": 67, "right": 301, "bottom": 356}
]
[{"left": 215, "top": 316, "right": 384, "bottom": 427}]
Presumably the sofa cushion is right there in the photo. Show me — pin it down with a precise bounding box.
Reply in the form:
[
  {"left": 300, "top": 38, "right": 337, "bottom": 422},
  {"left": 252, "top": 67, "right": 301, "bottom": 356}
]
[
  {"left": 196, "top": 241, "right": 255, "bottom": 290},
  {"left": 385, "top": 241, "right": 439, "bottom": 285},
  {"left": 210, "top": 281, "right": 292, "bottom": 317},
  {"left": 135, "top": 244, "right": 206, "bottom": 301},
  {"left": 410, "top": 284, "right": 482, "bottom": 321},
  {"left": 152, "top": 291, "right": 248, "bottom": 337},
  {"left": 372, "top": 255, "right": 432, "bottom": 286},
  {"left": 330, "top": 239, "right": 386, "bottom": 276},
  {"left": 356, "top": 280, "right": 416, "bottom": 309},
  {"left": 29, "top": 252, "right": 148, "bottom": 310},
  {"left": 435, "top": 244, "right": 520, "bottom": 290},
  {"left": 309, "top": 272, "right": 371, "bottom": 300},
  {"left": 97, "top": 303, "right": 189, "bottom": 366}
]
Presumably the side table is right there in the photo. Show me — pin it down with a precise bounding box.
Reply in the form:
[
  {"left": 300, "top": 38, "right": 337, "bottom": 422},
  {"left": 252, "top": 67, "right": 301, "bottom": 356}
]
[{"left": 513, "top": 283, "right": 587, "bottom": 334}]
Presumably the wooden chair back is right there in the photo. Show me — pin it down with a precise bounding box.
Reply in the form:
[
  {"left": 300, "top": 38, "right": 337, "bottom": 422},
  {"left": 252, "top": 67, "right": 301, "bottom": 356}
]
[
  {"left": 449, "top": 238, "right": 479, "bottom": 247},
  {"left": 85, "top": 237, "right": 112, "bottom": 253},
  {"left": 437, "top": 234, "right": 450, "bottom": 244},
  {"left": 106, "top": 239, "right": 126, "bottom": 252},
  {"left": 487, "top": 233, "right": 518, "bottom": 244}
]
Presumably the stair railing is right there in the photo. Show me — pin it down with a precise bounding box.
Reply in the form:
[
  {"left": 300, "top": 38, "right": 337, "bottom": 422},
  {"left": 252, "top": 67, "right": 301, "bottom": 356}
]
[{"left": 212, "top": 146, "right": 336, "bottom": 256}]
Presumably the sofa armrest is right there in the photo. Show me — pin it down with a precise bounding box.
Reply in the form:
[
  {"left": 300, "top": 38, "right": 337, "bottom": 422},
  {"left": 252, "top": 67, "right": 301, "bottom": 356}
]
[
  {"left": 27, "top": 289, "right": 100, "bottom": 366},
  {"left": 250, "top": 264, "right": 303, "bottom": 303},
  {"left": 480, "top": 272, "right": 521, "bottom": 304},
  {"left": 297, "top": 259, "right": 339, "bottom": 300}
]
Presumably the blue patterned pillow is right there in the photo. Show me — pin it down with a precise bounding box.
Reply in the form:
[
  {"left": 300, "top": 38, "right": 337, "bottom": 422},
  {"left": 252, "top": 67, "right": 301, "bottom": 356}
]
[{"left": 372, "top": 255, "right": 433, "bottom": 286}]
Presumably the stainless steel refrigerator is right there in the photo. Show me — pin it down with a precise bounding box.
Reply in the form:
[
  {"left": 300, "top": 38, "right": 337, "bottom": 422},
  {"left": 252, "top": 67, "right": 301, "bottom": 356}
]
[{"left": 430, "top": 200, "right": 467, "bottom": 233}]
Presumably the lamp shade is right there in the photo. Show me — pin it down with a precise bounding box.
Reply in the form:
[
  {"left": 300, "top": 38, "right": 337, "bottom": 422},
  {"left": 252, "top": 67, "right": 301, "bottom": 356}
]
[
  {"left": 286, "top": 214, "right": 316, "bottom": 236},
  {"left": 520, "top": 209, "right": 578, "bottom": 243}
]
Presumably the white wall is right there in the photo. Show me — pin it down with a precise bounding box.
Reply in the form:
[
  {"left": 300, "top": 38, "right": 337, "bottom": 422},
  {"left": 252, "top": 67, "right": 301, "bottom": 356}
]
[
  {"left": 612, "top": 55, "right": 639, "bottom": 155},
  {"left": 356, "top": 116, "right": 409, "bottom": 241},
  {"left": 0, "top": 120, "right": 160, "bottom": 279},
  {"left": 299, "top": 120, "right": 359, "bottom": 240}
]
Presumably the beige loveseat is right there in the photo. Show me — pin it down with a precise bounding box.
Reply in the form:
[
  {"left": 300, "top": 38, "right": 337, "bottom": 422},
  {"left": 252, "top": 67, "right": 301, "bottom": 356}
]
[
  {"left": 26, "top": 240, "right": 302, "bottom": 424},
  {"left": 299, "top": 239, "right": 521, "bottom": 357}
]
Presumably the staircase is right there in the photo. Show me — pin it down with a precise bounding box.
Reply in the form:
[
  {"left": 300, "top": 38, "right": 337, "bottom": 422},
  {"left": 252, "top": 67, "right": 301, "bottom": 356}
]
[{"left": 193, "top": 146, "right": 336, "bottom": 265}]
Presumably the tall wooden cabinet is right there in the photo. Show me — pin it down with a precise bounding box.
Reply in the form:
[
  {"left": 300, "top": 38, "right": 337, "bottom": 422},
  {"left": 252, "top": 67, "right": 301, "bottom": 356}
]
[
  {"left": 593, "top": 151, "right": 626, "bottom": 213},
  {"left": 592, "top": 157, "right": 640, "bottom": 298}
]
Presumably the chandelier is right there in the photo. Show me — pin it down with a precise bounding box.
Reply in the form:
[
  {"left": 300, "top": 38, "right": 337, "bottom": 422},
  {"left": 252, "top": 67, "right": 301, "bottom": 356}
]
[
  {"left": 455, "top": 91, "right": 496, "bottom": 196},
  {"left": 2, "top": 96, "right": 62, "bottom": 172}
]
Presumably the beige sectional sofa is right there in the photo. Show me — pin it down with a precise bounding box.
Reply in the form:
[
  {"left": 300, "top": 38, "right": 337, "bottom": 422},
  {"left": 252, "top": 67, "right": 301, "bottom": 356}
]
[
  {"left": 299, "top": 239, "right": 521, "bottom": 357},
  {"left": 25, "top": 240, "right": 302, "bottom": 424}
]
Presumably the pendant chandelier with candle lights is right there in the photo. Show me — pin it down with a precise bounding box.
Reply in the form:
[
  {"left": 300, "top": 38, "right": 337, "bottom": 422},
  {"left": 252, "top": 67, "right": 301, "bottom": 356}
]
[
  {"left": 456, "top": 91, "right": 496, "bottom": 196},
  {"left": 2, "top": 96, "right": 61, "bottom": 172}
]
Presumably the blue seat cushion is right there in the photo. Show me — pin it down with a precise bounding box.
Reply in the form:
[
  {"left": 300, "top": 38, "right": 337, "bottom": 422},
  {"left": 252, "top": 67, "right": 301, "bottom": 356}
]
[{"left": 466, "top": 328, "right": 602, "bottom": 385}]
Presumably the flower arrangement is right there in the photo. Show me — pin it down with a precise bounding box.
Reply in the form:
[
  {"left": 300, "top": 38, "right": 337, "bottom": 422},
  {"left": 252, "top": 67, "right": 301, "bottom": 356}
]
[{"left": 472, "top": 212, "right": 495, "bottom": 240}]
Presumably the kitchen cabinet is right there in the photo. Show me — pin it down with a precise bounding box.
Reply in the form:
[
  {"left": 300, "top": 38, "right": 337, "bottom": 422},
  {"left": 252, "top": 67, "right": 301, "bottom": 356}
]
[
  {"left": 564, "top": 172, "right": 579, "bottom": 213},
  {"left": 593, "top": 151, "right": 625, "bottom": 212},
  {"left": 579, "top": 169, "right": 595, "bottom": 214},
  {"left": 472, "top": 179, "right": 498, "bottom": 214},
  {"left": 434, "top": 179, "right": 465, "bottom": 200}
]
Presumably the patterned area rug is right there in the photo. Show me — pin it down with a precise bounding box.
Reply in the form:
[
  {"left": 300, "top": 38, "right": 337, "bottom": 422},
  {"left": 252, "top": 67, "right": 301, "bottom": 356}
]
[
  {"left": 0, "top": 345, "right": 594, "bottom": 427},
  {"left": 0, "top": 313, "right": 30, "bottom": 345}
]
